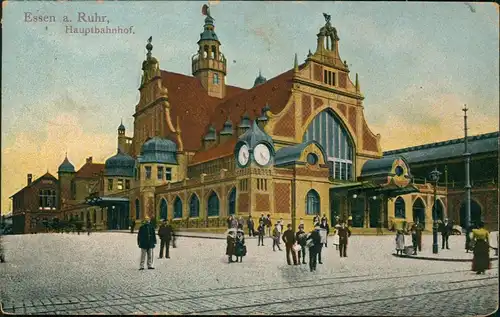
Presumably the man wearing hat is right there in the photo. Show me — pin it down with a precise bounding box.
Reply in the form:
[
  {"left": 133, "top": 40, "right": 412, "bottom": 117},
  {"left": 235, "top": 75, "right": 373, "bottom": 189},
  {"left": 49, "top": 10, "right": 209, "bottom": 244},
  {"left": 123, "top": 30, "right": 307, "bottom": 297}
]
[
  {"left": 441, "top": 218, "right": 453, "bottom": 250},
  {"left": 137, "top": 216, "right": 157, "bottom": 270},
  {"left": 306, "top": 224, "right": 322, "bottom": 272},
  {"left": 282, "top": 224, "right": 298, "bottom": 265},
  {"left": 272, "top": 223, "right": 282, "bottom": 251},
  {"left": 158, "top": 219, "right": 173, "bottom": 259}
]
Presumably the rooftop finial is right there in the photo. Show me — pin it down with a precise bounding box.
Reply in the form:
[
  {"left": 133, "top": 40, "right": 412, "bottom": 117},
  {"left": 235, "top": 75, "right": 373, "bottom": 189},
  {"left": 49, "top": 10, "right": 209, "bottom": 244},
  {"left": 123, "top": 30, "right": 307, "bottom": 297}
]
[
  {"left": 323, "top": 13, "right": 331, "bottom": 24},
  {"left": 294, "top": 53, "right": 299, "bottom": 72},
  {"left": 202, "top": 3, "right": 212, "bottom": 18},
  {"left": 146, "top": 36, "right": 153, "bottom": 59},
  {"left": 355, "top": 73, "right": 360, "bottom": 92}
]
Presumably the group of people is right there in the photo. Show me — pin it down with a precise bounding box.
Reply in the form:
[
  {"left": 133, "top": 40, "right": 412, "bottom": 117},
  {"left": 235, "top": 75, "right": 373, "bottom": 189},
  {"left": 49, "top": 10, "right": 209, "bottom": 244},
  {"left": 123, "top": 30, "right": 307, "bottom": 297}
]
[
  {"left": 225, "top": 214, "right": 352, "bottom": 272},
  {"left": 136, "top": 216, "right": 176, "bottom": 270},
  {"left": 394, "top": 218, "right": 492, "bottom": 275}
]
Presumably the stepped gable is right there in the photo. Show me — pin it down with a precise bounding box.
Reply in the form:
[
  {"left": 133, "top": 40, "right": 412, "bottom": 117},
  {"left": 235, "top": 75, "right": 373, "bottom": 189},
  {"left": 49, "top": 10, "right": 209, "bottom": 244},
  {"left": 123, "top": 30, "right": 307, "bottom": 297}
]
[
  {"left": 160, "top": 70, "right": 246, "bottom": 151},
  {"left": 209, "top": 66, "right": 302, "bottom": 133}
]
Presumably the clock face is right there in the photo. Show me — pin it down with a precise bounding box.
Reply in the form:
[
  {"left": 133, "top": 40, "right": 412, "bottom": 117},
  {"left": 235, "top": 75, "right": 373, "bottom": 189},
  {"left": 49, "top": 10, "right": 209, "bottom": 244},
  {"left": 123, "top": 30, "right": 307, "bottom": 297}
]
[
  {"left": 238, "top": 144, "right": 250, "bottom": 166},
  {"left": 254, "top": 143, "right": 271, "bottom": 166}
]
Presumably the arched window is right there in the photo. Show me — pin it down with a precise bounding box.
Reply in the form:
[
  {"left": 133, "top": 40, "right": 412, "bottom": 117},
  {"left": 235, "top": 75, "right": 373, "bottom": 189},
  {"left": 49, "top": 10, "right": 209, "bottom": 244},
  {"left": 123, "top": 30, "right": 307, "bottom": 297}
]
[
  {"left": 173, "top": 197, "right": 183, "bottom": 219},
  {"left": 160, "top": 199, "right": 168, "bottom": 220},
  {"left": 306, "top": 190, "right": 320, "bottom": 215},
  {"left": 228, "top": 187, "right": 236, "bottom": 216},
  {"left": 189, "top": 194, "right": 200, "bottom": 218},
  {"left": 135, "top": 199, "right": 140, "bottom": 219},
  {"left": 394, "top": 197, "right": 406, "bottom": 218},
  {"left": 207, "top": 191, "right": 220, "bottom": 217},
  {"left": 303, "top": 110, "right": 354, "bottom": 180}
]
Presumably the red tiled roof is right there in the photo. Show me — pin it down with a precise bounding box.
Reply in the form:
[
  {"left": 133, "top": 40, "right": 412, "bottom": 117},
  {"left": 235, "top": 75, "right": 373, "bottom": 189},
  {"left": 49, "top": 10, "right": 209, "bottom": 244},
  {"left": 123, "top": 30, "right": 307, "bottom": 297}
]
[
  {"left": 161, "top": 71, "right": 246, "bottom": 151},
  {"left": 75, "top": 163, "right": 105, "bottom": 179},
  {"left": 189, "top": 137, "right": 238, "bottom": 165},
  {"left": 209, "top": 68, "right": 296, "bottom": 132}
]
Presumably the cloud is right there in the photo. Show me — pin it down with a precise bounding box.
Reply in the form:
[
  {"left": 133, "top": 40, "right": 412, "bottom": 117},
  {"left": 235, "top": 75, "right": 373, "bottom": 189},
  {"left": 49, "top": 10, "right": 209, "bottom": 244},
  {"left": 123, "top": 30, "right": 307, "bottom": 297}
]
[{"left": 1, "top": 113, "right": 116, "bottom": 214}]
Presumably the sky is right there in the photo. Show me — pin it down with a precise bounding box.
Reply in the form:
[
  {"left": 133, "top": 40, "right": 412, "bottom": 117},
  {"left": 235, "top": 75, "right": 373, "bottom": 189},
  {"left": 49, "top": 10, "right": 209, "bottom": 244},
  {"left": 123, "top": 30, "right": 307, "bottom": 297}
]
[{"left": 2, "top": 1, "right": 499, "bottom": 214}]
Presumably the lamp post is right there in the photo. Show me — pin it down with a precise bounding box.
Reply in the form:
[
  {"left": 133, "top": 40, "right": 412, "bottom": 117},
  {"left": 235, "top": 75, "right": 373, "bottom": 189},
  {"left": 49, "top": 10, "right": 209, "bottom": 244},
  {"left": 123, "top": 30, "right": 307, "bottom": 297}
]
[{"left": 429, "top": 168, "right": 442, "bottom": 254}]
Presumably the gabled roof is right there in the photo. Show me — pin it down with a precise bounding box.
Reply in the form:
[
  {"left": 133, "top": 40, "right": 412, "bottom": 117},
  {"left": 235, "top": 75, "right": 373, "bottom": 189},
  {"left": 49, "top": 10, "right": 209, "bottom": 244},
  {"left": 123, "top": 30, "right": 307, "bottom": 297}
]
[
  {"left": 160, "top": 71, "right": 245, "bottom": 151},
  {"left": 383, "top": 131, "right": 499, "bottom": 164},
  {"left": 10, "top": 172, "right": 58, "bottom": 198},
  {"left": 189, "top": 137, "right": 238, "bottom": 166},
  {"left": 75, "top": 163, "right": 105, "bottom": 179}
]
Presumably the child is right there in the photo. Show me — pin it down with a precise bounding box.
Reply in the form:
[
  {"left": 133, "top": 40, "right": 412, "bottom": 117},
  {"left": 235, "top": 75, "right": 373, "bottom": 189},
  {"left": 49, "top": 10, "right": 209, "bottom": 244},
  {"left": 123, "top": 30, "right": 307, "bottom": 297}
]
[
  {"left": 411, "top": 225, "right": 418, "bottom": 255},
  {"left": 395, "top": 230, "right": 405, "bottom": 255}
]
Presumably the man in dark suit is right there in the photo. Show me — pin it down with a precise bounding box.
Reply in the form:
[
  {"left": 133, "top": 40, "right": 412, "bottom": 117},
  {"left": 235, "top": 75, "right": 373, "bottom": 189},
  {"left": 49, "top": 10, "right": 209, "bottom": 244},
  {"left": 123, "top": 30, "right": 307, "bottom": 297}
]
[
  {"left": 137, "top": 216, "right": 157, "bottom": 270},
  {"left": 441, "top": 218, "right": 453, "bottom": 249},
  {"left": 158, "top": 220, "right": 173, "bottom": 259},
  {"left": 307, "top": 225, "right": 322, "bottom": 272},
  {"left": 282, "top": 224, "right": 298, "bottom": 265},
  {"left": 337, "top": 222, "right": 351, "bottom": 257}
]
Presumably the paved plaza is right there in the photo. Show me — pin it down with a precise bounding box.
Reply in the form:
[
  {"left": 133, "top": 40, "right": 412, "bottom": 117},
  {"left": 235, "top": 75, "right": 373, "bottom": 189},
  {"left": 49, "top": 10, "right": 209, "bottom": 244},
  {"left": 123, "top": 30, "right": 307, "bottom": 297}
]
[{"left": 1, "top": 232, "right": 498, "bottom": 316}]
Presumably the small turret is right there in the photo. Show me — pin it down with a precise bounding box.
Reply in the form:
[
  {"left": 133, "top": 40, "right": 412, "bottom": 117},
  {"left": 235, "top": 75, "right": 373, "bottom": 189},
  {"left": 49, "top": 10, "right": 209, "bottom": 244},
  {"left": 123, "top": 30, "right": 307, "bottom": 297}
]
[
  {"left": 203, "top": 124, "right": 217, "bottom": 149},
  {"left": 253, "top": 70, "right": 267, "bottom": 87},
  {"left": 237, "top": 112, "right": 251, "bottom": 137},
  {"left": 219, "top": 117, "right": 234, "bottom": 144}
]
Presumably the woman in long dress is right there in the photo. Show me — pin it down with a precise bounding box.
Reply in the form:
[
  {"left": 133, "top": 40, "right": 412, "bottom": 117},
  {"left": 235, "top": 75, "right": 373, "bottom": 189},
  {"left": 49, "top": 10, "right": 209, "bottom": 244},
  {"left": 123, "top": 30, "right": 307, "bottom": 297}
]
[
  {"left": 332, "top": 224, "right": 340, "bottom": 250},
  {"left": 226, "top": 231, "right": 236, "bottom": 263},
  {"left": 234, "top": 225, "right": 246, "bottom": 263},
  {"left": 472, "top": 222, "right": 490, "bottom": 274},
  {"left": 395, "top": 230, "right": 405, "bottom": 255}
]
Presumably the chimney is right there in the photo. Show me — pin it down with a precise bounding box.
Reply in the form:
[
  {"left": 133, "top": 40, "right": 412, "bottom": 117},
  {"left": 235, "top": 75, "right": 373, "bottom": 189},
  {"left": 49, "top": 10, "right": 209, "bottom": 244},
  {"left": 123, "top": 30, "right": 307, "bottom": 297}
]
[
  {"left": 86, "top": 157, "right": 93, "bottom": 164},
  {"left": 27, "top": 174, "right": 33, "bottom": 186}
]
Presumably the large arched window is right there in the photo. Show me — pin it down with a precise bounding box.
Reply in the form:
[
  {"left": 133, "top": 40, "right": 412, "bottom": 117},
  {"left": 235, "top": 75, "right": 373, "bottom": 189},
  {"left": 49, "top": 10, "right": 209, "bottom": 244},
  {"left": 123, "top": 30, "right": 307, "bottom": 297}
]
[
  {"left": 173, "top": 197, "right": 183, "bottom": 219},
  {"left": 159, "top": 199, "right": 168, "bottom": 220},
  {"left": 189, "top": 194, "right": 200, "bottom": 218},
  {"left": 394, "top": 197, "right": 406, "bottom": 218},
  {"left": 306, "top": 190, "right": 320, "bottom": 215},
  {"left": 303, "top": 109, "right": 354, "bottom": 180},
  {"left": 228, "top": 187, "right": 236, "bottom": 216},
  {"left": 207, "top": 191, "right": 220, "bottom": 217},
  {"left": 135, "top": 199, "right": 140, "bottom": 219}
]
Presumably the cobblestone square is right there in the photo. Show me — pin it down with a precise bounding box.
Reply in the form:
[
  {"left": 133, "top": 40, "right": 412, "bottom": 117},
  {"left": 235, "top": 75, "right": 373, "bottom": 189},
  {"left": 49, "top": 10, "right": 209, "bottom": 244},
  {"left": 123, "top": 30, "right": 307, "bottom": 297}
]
[{"left": 1, "top": 232, "right": 498, "bottom": 316}]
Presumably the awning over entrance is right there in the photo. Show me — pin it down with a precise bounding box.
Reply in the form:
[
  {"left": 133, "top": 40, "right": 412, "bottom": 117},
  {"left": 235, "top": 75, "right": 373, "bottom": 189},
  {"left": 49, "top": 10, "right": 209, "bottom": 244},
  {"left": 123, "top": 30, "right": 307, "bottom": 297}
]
[
  {"left": 331, "top": 180, "right": 420, "bottom": 198},
  {"left": 85, "top": 196, "right": 129, "bottom": 206}
]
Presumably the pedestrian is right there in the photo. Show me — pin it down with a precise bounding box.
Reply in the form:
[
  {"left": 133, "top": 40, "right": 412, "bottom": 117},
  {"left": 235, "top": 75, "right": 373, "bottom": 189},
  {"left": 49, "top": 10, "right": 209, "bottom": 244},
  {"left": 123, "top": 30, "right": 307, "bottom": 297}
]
[
  {"left": 226, "top": 230, "right": 236, "bottom": 263},
  {"left": 441, "top": 218, "right": 452, "bottom": 249},
  {"left": 257, "top": 220, "right": 265, "bottom": 246},
  {"left": 471, "top": 222, "right": 491, "bottom": 275},
  {"left": 332, "top": 224, "right": 340, "bottom": 250},
  {"left": 313, "top": 215, "right": 320, "bottom": 226},
  {"left": 338, "top": 222, "right": 351, "bottom": 257},
  {"left": 238, "top": 216, "right": 245, "bottom": 229},
  {"left": 231, "top": 216, "right": 238, "bottom": 229},
  {"left": 227, "top": 215, "right": 233, "bottom": 229},
  {"left": 320, "top": 218, "right": 330, "bottom": 248},
  {"left": 86, "top": 219, "right": 92, "bottom": 236},
  {"left": 158, "top": 219, "right": 173, "bottom": 259},
  {"left": 137, "top": 216, "right": 157, "bottom": 270},
  {"left": 234, "top": 225, "right": 246, "bottom": 263},
  {"left": 321, "top": 214, "right": 328, "bottom": 224},
  {"left": 415, "top": 220, "right": 423, "bottom": 252},
  {"left": 317, "top": 224, "right": 325, "bottom": 264},
  {"left": 306, "top": 225, "right": 322, "bottom": 272},
  {"left": 296, "top": 225, "right": 308, "bottom": 264},
  {"left": 130, "top": 218, "right": 136, "bottom": 234},
  {"left": 266, "top": 214, "right": 273, "bottom": 237},
  {"left": 411, "top": 225, "right": 418, "bottom": 255},
  {"left": 75, "top": 221, "right": 83, "bottom": 235},
  {"left": 395, "top": 230, "right": 405, "bottom": 255},
  {"left": 282, "top": 224, "right": 298, "bottom": 265},
  {"left": 247, "top": 216, "right": 254, "bottom": 237},
  {"left": 272, "top": 224, "right": 282, "bottom": 251},
  {"left": 259, "top": 213, "right": 266, "bottom": 225}
]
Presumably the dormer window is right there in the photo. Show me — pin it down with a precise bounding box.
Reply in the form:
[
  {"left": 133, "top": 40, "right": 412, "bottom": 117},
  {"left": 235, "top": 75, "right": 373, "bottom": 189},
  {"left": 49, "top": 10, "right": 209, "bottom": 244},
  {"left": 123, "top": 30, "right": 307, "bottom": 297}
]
[
  {"left": 213, "top": 73, "right": 220, "bottom": 85},
  {"left": 323, "top": 70, "right": 336, "bottom": 86}
]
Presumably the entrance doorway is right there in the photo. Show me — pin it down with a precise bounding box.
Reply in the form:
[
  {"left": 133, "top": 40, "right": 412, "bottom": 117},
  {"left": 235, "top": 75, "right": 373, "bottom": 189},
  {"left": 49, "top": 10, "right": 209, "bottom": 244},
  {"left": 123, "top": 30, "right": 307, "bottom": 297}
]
[
  {"left": 369, "top": 198, "right": 380, "bottom": 228},
  {"left": 330, "top": 196, "right": 341, "bottom": 227},
  {"left": 351, "top": 198, "right": 364, "bottom": 228},
  {"left": 460, "top": 199, "right": 482, "bottom": 228},
  {"left": 106, "top": 203, "right": 129, "bottom": 230},
  {"left": 412, "top": 198, "right": 426, "bottom": 229}
]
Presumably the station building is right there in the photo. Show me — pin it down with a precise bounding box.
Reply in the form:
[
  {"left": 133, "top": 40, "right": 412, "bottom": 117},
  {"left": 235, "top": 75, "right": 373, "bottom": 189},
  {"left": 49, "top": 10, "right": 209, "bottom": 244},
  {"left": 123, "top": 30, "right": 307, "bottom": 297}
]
[{"left": 11, "top": 8, "right": 498, "bottom": 233}]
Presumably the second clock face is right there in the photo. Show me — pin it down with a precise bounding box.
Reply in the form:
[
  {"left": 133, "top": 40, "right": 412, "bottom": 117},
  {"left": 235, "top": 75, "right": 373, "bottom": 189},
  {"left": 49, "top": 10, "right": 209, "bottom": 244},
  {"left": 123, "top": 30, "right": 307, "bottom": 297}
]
[
  {"left": 254, "top": 143, "right": 271, "bottom": 166},
  {"left": 238, "top": 144, "right": 250, "bottom": 166}
]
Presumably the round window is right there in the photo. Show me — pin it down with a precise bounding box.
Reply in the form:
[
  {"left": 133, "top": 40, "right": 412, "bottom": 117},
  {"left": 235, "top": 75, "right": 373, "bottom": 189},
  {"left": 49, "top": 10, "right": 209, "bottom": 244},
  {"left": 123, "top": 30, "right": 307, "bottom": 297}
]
[
  {"left": 395, "top": 165, "right": 404, "bottom": 176},
  {"left": 307, "top": 153, "right": 318, "bottom": 165}
]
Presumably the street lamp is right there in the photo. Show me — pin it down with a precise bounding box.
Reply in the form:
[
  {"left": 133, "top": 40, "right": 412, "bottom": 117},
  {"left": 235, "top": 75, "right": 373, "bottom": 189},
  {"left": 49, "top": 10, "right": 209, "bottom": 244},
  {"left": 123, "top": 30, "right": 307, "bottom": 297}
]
[{"left": 428, "top": 168, "right": 442, "bottom": 254}]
